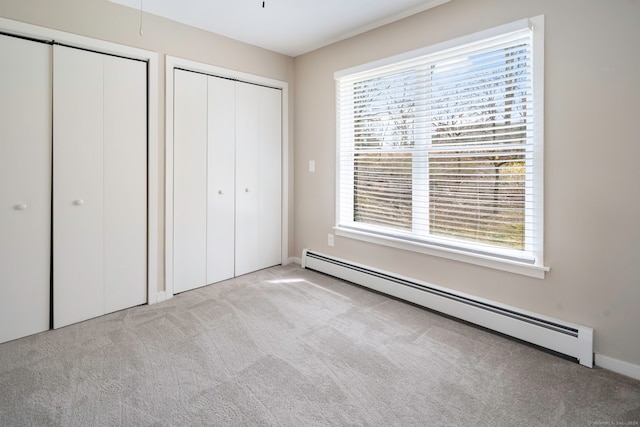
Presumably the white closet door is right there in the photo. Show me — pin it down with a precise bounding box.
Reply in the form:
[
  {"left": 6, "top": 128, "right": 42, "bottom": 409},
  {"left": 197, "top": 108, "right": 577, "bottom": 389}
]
[
  {"left": 235, "top": 82, "right": 261, "bottom": 276},
  {"left": 53, "top": 45, "right": 105, "bottom": 328},
  {"left": 54, "top": 46, "right": 147, "bottom": 327},
  {"left": 258, "top": 86, "right": 282, "bottom": 269},
  {"left": 0, "top": 35, "right": 51, "bottom": 344},
  {"left": 173, "top": 69, "right": 208, "bottom": 293},
  {"left": 103, "top": 56, "right": 147, "bottom": 313},
  {"left": 235, "top": 82, "right": 282, "bottom": 276},
  {"left": 207, "top": 76, "right": 236, "bottom": 284}
]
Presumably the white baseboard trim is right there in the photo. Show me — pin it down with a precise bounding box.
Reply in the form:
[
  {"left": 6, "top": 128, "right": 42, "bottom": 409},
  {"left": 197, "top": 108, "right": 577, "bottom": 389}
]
[
  {"left": 289, "top": 257, "right": 302, "bottom": 266},
  {"left": 595, "top": 354, "right": 640, "bottom": 380},
  {"left": 155, "top": 291, "right": 169, "bottom": 303}
]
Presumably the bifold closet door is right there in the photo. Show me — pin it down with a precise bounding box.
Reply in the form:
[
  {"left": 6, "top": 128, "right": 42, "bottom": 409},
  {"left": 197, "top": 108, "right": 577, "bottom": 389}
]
[
  {"left": 53, "top": 45, "right": 147, "bottom": 328},
  {"left": 173, "top": 69, "right": 208, "bottom": 294},
  {"left": 255, "top": 85, "right": 282, "bottom": 272},
  {"left": 207, "top": 76, "right": 236, "bottom": 285},
  {"left": 235, "top": 82, "right": 282, "bottom": 276},
  {"left": 103, "top": 55, "right": 147, "bottom": 313},
  {"left": 174, "top": 72, "right": 236, "bottom": 291},
  {"left": 0, "top": 35, "right": 51, "bottom": 343},
  {"left": 173, "top": 71, "right": 282, "bottom": 291}
]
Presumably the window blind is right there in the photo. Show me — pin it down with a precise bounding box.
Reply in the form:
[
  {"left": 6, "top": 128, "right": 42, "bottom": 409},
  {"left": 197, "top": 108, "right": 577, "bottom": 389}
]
[{"left": 337, "top": 26, "right": 538, "bottom": 262}]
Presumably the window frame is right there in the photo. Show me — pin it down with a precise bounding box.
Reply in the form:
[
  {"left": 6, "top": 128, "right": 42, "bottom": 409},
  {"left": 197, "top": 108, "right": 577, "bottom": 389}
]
[{"left": 334, "top": 16, "right": 548, "bottom": 279}]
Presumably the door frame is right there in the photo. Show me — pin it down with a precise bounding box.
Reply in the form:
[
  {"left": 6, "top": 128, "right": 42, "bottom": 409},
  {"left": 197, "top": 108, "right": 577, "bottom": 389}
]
[
  {"left": 0, "top": 17, "right": 160, "bottom": 305},
  {"left": 165, "top": 55, "right": 290, "bottom": 299}
]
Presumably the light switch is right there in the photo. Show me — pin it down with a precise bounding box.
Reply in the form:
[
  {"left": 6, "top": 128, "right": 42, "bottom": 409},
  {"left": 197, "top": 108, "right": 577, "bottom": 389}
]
[{"left": 309, "top": 160, "right": 315, "bottom": 172}]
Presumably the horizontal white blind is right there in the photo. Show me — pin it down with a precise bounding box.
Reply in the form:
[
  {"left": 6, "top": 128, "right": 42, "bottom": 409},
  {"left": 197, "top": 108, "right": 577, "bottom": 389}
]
[{"left": 337, "top": 26, "right": 536, "bottom": 261}]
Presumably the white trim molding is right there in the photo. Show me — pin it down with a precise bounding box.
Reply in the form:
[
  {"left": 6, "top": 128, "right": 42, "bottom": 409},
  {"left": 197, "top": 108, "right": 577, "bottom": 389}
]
[
  {"left": 595, "top": 354, "right": 640, "bottom": 381},
  {"left": 0, "top": 17, "right": 160, "bottom": 306},
  {"left": 165, "top": 55, "right": 290, "bottom": 298},
  {"left": 334, "top": 226, "right": 549, "bottom": 279},
  {"left": 333, "top": 16, "right": 547, "bottom": 279}
]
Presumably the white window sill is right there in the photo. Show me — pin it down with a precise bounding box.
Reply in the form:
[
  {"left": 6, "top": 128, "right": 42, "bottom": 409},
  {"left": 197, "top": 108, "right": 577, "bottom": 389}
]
[{"left": 334, "top": 226, "right": 549, "bottom": 279}]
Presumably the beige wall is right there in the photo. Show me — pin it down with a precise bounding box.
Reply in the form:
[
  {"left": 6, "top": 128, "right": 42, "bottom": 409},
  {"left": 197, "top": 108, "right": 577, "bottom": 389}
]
[
  {"left": 294, "top": 0, "right": 640, "bottom": 366},
  {"left": 0, "top": 0, "right": 296, "bottom": 294}
]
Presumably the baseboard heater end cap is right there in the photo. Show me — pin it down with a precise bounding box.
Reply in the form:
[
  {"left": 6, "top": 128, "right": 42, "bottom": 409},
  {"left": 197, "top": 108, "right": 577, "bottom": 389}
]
[{"left": 578, "top": 326, "right": 594, "bottom": 368}]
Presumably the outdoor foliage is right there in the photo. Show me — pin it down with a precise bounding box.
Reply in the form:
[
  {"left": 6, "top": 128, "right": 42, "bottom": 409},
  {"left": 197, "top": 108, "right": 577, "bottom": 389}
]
[{"left": 350, "top": 42, "right": 530, "bottom": 250}]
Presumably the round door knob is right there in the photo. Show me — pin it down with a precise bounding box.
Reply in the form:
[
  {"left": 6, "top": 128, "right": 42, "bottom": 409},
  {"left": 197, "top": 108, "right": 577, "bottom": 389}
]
[
  {"left": 73, "top": 199, "right": 85, "bottom": 206},
  {"left": 218, "top": 190, "right": 223, "bottom": 195},
  {"left": 15, "top": 203, "right": 28, "bottom": 210},
  {"left": 245, "top": 188, "right": 250, "bottom": 193}
]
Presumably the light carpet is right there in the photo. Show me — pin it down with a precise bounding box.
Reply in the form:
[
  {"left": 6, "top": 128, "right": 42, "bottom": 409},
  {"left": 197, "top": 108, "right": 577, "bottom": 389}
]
[{"left": 1, "top": 264, "right": 639, "bottom": 426}]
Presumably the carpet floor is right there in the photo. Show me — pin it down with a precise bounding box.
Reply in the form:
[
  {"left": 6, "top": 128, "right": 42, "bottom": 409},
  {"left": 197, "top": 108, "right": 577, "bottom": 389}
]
[{"left": 1, "top": 264, "right": 639, "bottom": 426}]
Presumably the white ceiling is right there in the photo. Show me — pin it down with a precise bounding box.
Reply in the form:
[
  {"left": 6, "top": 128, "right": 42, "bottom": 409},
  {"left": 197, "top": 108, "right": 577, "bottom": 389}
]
[{"left": 109, "top": 0, "right": 450, "bottom": 57}]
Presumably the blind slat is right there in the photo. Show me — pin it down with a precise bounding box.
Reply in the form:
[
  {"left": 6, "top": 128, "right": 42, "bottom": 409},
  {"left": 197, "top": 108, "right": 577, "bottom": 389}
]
[{"left": 337, "top": 24, "right": 537, "bottom": 258}]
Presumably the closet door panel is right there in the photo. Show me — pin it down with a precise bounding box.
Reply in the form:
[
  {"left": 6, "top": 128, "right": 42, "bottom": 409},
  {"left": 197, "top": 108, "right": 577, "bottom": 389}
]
[
  {"left": 53, "top": 45, "right": 104, "bottom": 328},
  {"left": 103, "top": 56, "right": 147, "bottom": 313},
  {"left": 207, "top": 76, "right": 235, "bottom": 284},
  {"left": 173, "top": 70, "right": 208, "bottom": 293},
  {"left": 0, "top": 35, "right": 51, "bottom": 343},
  {"left": 234, "top": 82, "right": 261, "bottom": 276},
  {"left": 258, "top": 86, "right": 282, "bottom": 269}
]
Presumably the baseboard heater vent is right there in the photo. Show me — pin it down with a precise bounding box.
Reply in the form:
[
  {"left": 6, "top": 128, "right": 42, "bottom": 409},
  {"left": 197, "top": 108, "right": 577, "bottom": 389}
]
[{"left": 301, "top": 249, "right": 593, "bottom": 367}]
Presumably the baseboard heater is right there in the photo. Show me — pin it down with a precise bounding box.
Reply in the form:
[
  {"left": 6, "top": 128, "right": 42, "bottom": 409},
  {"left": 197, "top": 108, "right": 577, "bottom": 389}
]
[{"left": 301, "top": 249, "right": 593, "bottom": 368}]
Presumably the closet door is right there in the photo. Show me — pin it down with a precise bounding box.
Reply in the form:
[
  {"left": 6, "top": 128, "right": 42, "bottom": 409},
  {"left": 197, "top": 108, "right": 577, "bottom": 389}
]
[
  {"left": 235, "top": 82, "right": 261, "bottom": 276},
  {"left": 257, "top": 86, "right": 282, "bottom": 269},
  {"left": 53, "top": 45, "right": 147, "bottom": 328},
  {"left": 53, "top": 46, "right": 105, "bottom": 328},
  {"left": 173, "top": 69, "right": 208, "bottom": 293},
  {"left": 0, "top": 35, "right": 51, "bottom": 343},
  {"left": 235, "top": 83, "right": 282, "bottom": 276},
  {"left": 207, "top": 76, "right": 236, "bottom": 284},
  {"left": 103, "top": 56, "right": 147, "bottom": 313}
]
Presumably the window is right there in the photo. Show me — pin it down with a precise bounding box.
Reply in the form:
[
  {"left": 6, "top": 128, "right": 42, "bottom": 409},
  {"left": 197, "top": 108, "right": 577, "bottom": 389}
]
[{"left": 335, "top": 17, "right": 547, "bottom": 278}]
